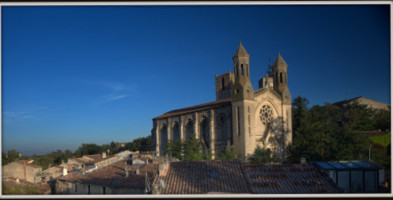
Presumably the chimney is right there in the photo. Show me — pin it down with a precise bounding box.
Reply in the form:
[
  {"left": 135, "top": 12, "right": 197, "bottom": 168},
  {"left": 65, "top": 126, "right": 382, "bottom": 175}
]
[
  {"left": 102, "top": 152, "right": 107, "bottom": 159},
  {"left": 63, "top": 167, "right": 68, "bottom": 176},
  {"left": 136, "top": 168, "right": 140, "bottom": 175}
]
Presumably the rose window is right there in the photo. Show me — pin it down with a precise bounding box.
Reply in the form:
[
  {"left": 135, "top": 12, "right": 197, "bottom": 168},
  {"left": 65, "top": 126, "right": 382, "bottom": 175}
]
[{"left": 260, "top": 105, "right": 273, "bottom": 125}]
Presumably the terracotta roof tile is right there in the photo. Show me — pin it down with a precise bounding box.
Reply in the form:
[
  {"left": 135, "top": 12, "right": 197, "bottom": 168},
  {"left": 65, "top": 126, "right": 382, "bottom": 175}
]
[
  {"left": 156, "top": 160, "right": 249, "bottom": 194},
  {"left": 242, "top": 164, "right": 339, "bottom": 193},
  {"left": 154, "top": 99, "right": 231, "bottom": 120},
  {"left": 57, "top": 160, "right": 158, "bottom": 189}
]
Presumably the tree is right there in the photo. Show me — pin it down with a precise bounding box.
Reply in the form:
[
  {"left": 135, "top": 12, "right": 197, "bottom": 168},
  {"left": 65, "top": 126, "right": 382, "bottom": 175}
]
[
  {"left": 74, "top": 143, "right": 103, "bottom": 157},
  {"left": 217, "top": 147, "right": 238, "bottom": 160},
  {"left": 183, "top": 134, "right": 211, "bottom": 160},
  {"left": 165, "top": 139, "right": 183, "bottom": 160},
  {"left": 248, "top": 147, "right": 278, "bottom": 164}
]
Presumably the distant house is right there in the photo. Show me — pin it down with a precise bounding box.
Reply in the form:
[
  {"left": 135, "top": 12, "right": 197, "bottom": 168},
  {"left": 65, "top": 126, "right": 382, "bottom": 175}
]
[
  {"left": 333, "top": 96, "right": 390, "bottom": 111},
  {"left": 55, "top": 160, "right": 158, "bottom": 194},
  {"left": 242, "top": 163, "right": 339, "bottom": 193},
  {"left": 67, "top": 152, "right": 122, "bottom": 172},
  {"left": 42, "top": 165, "right": 67, "bottom": 182},
  {"left": 152, "top": 160, "right": 250, "bottom": 194},
  {"left": 313, "top": 161, "right": 384, "bottom": 193},
  {"left": 2, "top": 160, "right": 42, "bottom": 184}
]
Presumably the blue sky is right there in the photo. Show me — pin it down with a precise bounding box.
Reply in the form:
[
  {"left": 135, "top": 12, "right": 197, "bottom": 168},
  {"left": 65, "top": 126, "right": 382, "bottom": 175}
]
[{"left": 1, "top": 5, "right": 390, "bottom": 155}]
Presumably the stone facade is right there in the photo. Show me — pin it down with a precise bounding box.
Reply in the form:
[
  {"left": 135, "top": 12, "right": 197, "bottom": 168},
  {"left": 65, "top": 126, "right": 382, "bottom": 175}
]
[
  {"left": 2, "top": 160, "right": 43, "bottom": 184},
  {"left": 151, "top": 43, "right": 292, "bottom": 161}
]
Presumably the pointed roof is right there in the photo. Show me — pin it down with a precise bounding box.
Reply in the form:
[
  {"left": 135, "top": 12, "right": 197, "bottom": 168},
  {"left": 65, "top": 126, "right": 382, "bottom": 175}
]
[
  {"left": 233, "top": 42, "right": 249, "bottom": 58},
  {"left": 273, "top": 52, "right": 287, "bottom": 66}
]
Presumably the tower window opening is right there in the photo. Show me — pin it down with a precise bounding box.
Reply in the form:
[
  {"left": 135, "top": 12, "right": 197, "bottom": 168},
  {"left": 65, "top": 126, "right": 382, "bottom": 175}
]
[
  {"left": 237, "top": 107, "right": 240, "bottom": 136},
  {"left": 221, "top": 77, "right": 225, "bottom": 90},
  {"left": 276, "top": 73, "right": 278, "bottom": 84},
  {"left": 280, "top": 73, "right": 283, "bottom": 83},
  {"left": 241, "top": 64, "right": 244, "bottom": 75}
]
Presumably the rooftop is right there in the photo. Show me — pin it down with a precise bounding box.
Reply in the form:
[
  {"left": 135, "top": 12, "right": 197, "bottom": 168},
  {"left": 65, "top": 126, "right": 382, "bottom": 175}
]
[
  {"left": 154, "top": 98, "right": 231, "bottom": 120},
  {"left": 154, "top": 160, "right": 249, "bottom": 194},
  {"left": 242, "top": 164, "right": 339, "bottom": 193},
  {"left": 57, "top": 160, "right": 158, "bottom": 188}
]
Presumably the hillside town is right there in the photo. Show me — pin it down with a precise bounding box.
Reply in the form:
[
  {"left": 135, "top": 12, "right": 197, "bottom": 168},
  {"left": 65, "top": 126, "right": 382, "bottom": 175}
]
[{"left": 2, "top": 44, "right": 391, "bottom": 195}]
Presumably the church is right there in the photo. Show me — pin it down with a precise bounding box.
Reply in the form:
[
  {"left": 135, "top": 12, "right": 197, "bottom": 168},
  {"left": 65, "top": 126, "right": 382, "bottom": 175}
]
[{"left": 151, "top": 43, "right": 292, "bottom": 161}]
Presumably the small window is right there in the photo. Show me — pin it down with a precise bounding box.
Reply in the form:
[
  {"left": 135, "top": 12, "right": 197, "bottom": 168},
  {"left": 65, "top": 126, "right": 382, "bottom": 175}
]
[
  {"left": 103, "top": 187, "right": 106, "bottom": 194},
  {"left": 241, "top": 64, "right": 244, "bottom": 75},
  {"left": 87, "top": 185, "right": 90, "bottom": 194},
  {"left": 279, "top": 73, "right": 282, "bottom": 83},
  {"left": 221, "top": 77, "right": 225, "bottom": 90}
]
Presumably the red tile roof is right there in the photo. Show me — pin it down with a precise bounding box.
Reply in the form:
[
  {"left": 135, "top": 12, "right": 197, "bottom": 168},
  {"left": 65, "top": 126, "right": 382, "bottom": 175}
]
[
  {"left": 242, "top": 164, "right": 339, "bottom": 193},
  {"left": 154, "top": 98, "right": 231, "bottom": 120},
  {"left": 57, "top": 160, "right": 158, "bottom": 189},
  {"left": 154, "top": 160, "right": 249, "bottom": 194}
]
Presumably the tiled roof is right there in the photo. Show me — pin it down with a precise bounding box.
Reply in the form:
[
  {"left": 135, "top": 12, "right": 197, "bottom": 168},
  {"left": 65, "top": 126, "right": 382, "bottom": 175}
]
[
  {"left": 83, "top": 154, "right": 103, "bottom": 161},
  {"left": 155, "top": 160, "right": 249, "bottom": 194},
  {"left": 154, "top": 98, "right": 231, "bottom": 120},
  {"left": 243, "top": 164, "right": 339, "bottom": 193},
  {"left": 58, "top": 160, "right": 158, "bottom": 189},
  {"left": 17, "top": 160, "right": 42, "bottom": 169}
]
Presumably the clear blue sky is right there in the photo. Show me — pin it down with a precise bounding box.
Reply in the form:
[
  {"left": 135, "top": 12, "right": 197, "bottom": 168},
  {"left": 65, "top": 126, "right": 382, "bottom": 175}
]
[{"left": 2, "top": 5, "right": 390, "bottom": 155}]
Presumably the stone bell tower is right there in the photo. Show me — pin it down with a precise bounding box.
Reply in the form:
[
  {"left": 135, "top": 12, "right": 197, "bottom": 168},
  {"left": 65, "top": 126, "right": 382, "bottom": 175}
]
[
  {"left": 231, "top": 42, "right": 255, "bottom": 161},
  {"left": 272, "top": 52, "right": 292, "bottom": 149}
]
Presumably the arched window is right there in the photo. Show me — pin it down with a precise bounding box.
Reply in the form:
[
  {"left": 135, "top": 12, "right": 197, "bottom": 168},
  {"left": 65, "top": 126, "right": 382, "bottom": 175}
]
[
  {"left": 280, "top": 73, "right": 283, "bottom": 83},
  {"left": 221, "top": 77, "right": 225, "bottom": 90}
]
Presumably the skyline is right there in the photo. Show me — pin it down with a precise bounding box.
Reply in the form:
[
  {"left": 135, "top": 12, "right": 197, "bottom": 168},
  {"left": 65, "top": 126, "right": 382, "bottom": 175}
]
[{"left": 1, "top": 5, "right": 390, "bottom": 155}]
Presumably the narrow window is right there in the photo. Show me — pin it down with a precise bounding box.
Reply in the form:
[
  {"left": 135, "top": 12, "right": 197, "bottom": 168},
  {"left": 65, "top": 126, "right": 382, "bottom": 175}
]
[
  {"left": 103, "top": 187, "right": 106, "bottom": 194},
  {"left": 241, "top": 64, "right": 244, "bottom": 75},
  {"left": 221, "top": 77, "right": 225, "bottom": 90},
  {"left": 75, "top": 183, "right": 77, "bottom": 193},
  {"left": 88, "top": 185, "right": 90, "bottom": 194},
  {"left": 280, "top": 73, "right": 283, "bottom": 83},
  {"left": 237, "top": 107, "right": 241, "bottom": 136},
  {"left": 276, "top": 73, "right": 278, "bottom": 84}
]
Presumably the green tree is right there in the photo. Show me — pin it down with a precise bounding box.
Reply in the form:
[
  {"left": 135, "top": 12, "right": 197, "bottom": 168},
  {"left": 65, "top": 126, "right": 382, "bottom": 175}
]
[
  {"left": 248, "top": 147, "right": 278, "bottom": 164},
  {"left": 74, "top": 143, "right": 103, "bottom": 157},
  {"left": 217, "top": 147, "right": 238, "bottom": 160},
  {"left": 165, "top": 139, "right": 183, "bottom": 160},
  {"left": 183, "top": 134, "right": 211, "bottom": 160}
]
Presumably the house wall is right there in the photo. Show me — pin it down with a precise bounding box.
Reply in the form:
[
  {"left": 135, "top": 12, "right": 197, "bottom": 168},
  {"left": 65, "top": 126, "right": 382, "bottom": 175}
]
[
  {"left": 2, "top": 162, "right": 42, "bottom": 184},
  {"left": 55, "top": 180, "right": 143, "bottom": 194}
]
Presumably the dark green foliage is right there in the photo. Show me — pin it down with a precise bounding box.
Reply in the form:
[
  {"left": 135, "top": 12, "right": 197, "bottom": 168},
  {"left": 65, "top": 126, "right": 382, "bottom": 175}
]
[
  {"left": 183, "top": 134, "right": 212, "bottom": 161},
  {"left": 287, "top": 96, "right": 391, "bottom": 167},
  {"left": 73, "top": 143, "right": 103, "bottom": 157},
  {"left": 217, "top": 147, "right": 238, "bottom": 160},
  {"left": 248, "top": 147, "right": 278, "bottom": 164},
  {"left": 125, "top": 136, "right": 152, "bottom": 152},
  {"left": 165, "top": 139, "right": 183, "bottom": 160},
  {"left": 2, "top": 150, "right": 20, "bottom": 165}
]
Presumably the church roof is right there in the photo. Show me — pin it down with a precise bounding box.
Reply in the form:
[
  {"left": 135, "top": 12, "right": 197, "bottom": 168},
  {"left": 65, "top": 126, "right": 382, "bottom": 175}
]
[
  {"left": 273, "top": 52, "right": 287, "bottom": 66},
  {"left": 154, "top": 98, "right": 231, "bottom": 120},
  {"left": 233, "top": 42, "right": 249, "bottom": 58}
]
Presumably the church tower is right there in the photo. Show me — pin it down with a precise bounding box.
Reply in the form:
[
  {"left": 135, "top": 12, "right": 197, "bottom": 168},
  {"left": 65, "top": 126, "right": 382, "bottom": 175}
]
[
  {"left": 232, "top": 42, "right": 254, "bottom": 101},
  {"left": 272, "top": 52, "right": 291, "bottom": 104},
  {"left": 272, "top": 52, "right": 293, "bottom": 150},
  {"left": 231, "top": 42, "right": 255, "bottom": 161}
]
